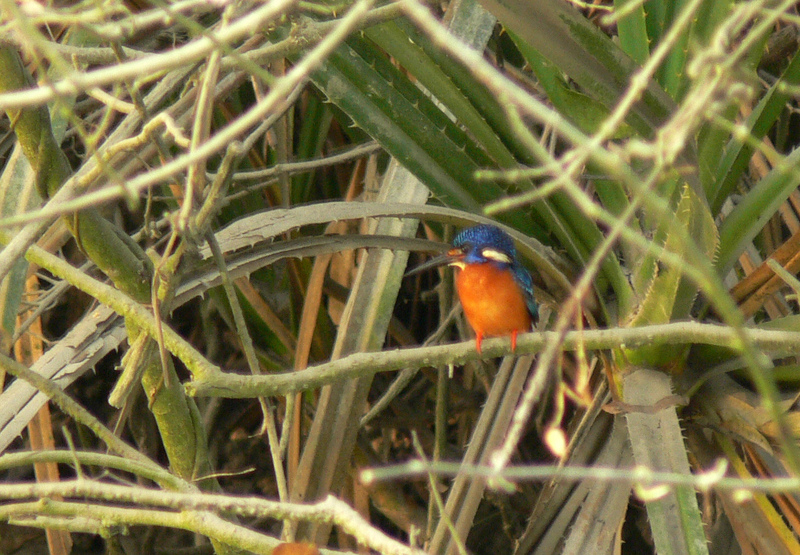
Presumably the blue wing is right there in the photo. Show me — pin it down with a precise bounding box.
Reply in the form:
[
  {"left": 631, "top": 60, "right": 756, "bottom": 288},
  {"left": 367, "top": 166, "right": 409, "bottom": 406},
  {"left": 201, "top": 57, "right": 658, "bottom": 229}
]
[{"left": 512, "top": 264, "right": 538, "bottom": 322}]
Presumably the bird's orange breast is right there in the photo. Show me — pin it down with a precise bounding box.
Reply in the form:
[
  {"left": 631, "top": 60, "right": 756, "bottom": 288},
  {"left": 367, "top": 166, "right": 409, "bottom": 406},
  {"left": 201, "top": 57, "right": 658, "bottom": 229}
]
[{"left": 455, "top": 263, "right": 532, "bottom": 338}]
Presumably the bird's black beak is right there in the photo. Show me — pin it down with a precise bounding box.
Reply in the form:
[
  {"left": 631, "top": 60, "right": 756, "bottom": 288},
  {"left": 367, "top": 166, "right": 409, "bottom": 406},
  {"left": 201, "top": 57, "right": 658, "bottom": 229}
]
[{"left": 404, "top": 249, "right": 464, "bottom": 278}]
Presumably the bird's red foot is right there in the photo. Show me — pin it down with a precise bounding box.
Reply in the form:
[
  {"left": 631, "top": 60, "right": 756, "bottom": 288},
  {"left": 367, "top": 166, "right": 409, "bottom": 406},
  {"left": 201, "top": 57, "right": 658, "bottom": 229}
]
[
  {"left": 476, "top": 332, "right": 484, "bottom": 354},
  {"left": 511, "top": 330, "right": 519, "bottom": 352}
]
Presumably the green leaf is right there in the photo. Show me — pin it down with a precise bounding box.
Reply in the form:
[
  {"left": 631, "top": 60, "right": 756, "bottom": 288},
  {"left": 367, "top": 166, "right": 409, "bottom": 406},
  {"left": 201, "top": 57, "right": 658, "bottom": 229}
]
[
  {"left": 614, "top": 0, "right": 650, "bottom": 66},
  {"left": 354, "top": 19, "right": 631, "bottom": 306},
  {"left": 363, "top": 20, "right": 515, "bottom": 167},
  {"left": 309, "top": 39, "right": 496, "bottom": 213},
  {"left": 716, "top": 146, "right": 800, "bottom": 275},
  {"left": 710, "top": 46, "right": 800, "bottom": 213},
  {"left": 653, "top": 0, "right": 692, "bottom": 99},
  {"left": 0, "top": 146, "right": 40, "bottom": 349},
  {"left": 292, "top": 92, "right": 334, "bottom": 205},
  {"left": 480, "top": 0, "right": 678, "bottom": 139},
  {"left": 512, "top": 33, "right": 635, "bottom": 138},
  {"left": 624, "top": 368, "right": 709, "bottom": 555},
  {"left": 624, "top": 183, "right": 718, "bottom": 367}
]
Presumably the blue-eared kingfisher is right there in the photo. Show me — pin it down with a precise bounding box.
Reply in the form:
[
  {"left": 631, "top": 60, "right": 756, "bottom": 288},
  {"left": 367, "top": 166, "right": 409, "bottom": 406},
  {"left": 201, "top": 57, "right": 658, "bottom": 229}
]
[{"left": 408, "top": 224, "right": 538, "bottom": 353}]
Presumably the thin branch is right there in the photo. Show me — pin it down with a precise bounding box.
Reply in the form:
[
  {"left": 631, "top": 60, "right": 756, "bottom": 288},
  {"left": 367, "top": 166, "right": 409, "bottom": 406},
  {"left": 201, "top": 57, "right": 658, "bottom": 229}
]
[
  {"left": 0, "top": 450, "right": 183, "bottom": 491},
  {"left": 360, "top": 457, "right": 800, "bottom": 498},
  {"left": 0, "top": 0, "right": 295, "bottom": 109},
  {"left": 0, "top": 481, "right": 424, "bottom": 555},
  {"left": 186, "top": 322, "right": 800, "bottom": 397},
  {"left": 0, "top": 352, "right": 169, "bottom": 474},
  {"left": 0, "top": 0, "right": 381, "bottom": 227}
]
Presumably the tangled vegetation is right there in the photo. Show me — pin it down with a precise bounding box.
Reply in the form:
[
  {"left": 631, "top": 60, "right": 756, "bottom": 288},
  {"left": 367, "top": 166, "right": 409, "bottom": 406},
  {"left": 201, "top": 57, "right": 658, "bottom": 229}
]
[{"left": 2, "top": 0, "right": 800, "bottom": 553}]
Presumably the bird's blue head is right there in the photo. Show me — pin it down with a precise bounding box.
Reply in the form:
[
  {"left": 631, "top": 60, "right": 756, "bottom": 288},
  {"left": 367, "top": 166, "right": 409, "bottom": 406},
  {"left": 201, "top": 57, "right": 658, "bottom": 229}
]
[
  {"left": 405, "top": 224, "right": 538, "bottom": 320},
  {"left": 450, "top": 224, "right": 517, "bottom": 268},
  {"left": 405, "top": 224, "right": 520, "bottom": 274}
]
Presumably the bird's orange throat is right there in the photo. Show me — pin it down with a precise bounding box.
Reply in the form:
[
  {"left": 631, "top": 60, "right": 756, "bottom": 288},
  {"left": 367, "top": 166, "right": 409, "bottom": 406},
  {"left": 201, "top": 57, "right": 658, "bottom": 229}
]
[{"left": 454, "top": 263, "right": 532, "bottom": 352}]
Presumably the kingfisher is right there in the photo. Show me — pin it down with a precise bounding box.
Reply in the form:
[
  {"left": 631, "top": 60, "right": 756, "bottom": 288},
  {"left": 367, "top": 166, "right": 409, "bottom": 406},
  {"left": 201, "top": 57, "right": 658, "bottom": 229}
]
[{"left": 408, "top": 224, "right": 538, "bottom": 354}]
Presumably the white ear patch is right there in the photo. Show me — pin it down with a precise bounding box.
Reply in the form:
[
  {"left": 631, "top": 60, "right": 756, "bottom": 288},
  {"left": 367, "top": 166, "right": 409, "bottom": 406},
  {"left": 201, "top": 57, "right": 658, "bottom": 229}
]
[{"left": 480, "top": 248, "right": 511, "bottom": 263}]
